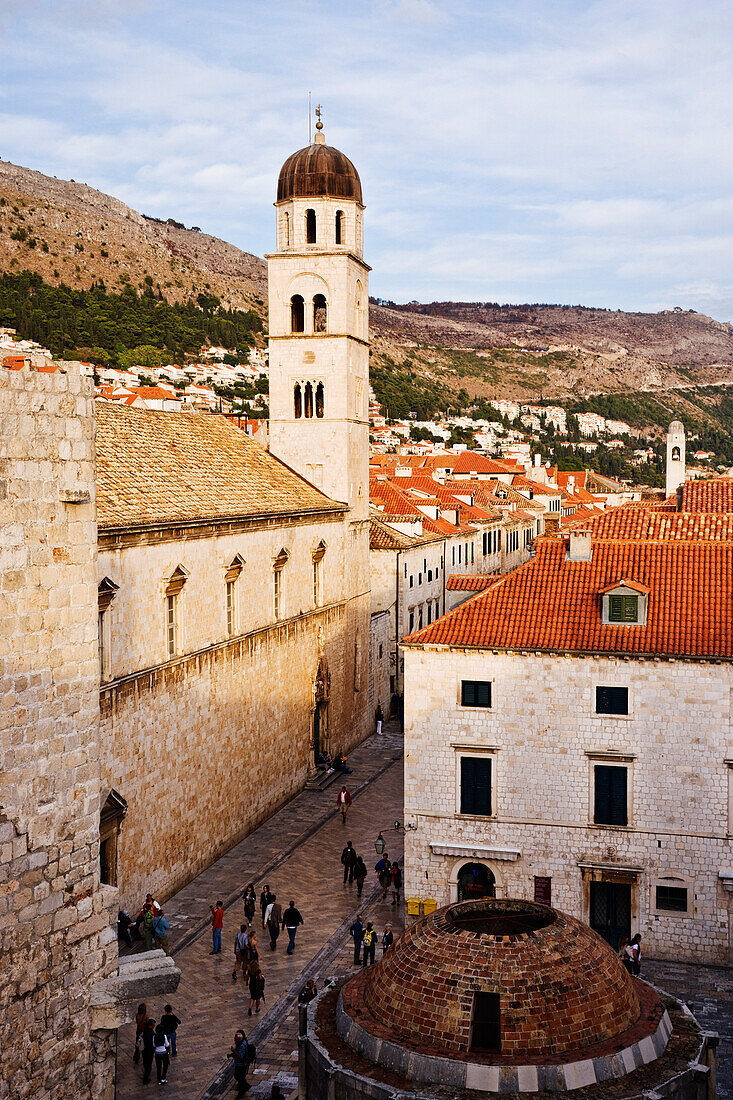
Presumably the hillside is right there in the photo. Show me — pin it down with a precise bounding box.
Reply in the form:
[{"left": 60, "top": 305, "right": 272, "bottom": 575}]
[{"left": 2, "top": 158, "right": 733, "bottom": 417}]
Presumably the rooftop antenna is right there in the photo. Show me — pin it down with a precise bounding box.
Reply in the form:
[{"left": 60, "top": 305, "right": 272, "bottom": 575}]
[{"left": 308, "top": 91, "right": 312, "bottom": 143}]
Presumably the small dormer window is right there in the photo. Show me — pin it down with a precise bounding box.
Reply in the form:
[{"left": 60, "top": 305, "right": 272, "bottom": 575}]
[{"left": 609, "top": 595, "right": 638, "bottom": 623}]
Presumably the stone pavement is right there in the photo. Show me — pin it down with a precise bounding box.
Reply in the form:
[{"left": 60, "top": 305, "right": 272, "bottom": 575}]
[
  {"left": 645, "top": 959, "right": 733, "bottom": 1100},
  {"left": 117, "top": 721, "right": 404, "bottom": 1099}
]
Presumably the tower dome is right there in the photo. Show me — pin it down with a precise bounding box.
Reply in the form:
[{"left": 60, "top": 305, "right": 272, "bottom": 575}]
[{"left": 277, "top": 142, "right": 362, "bottom": 204}]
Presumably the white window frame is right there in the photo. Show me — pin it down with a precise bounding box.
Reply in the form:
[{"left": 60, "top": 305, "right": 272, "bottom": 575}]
[
  {"left": 650, "top": 874, "right": 694, "bottom": 918},
  {"left": 165, "top": 593, "right": 177, "bottom": 658},
  {"left": 454, "top": 747, "right": 497, "bottom": 820},
  {"left": 226, "top": 579, "right": 237, "bottom": 636}
]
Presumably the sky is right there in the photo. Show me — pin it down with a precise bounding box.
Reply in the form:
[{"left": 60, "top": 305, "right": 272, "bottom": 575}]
[{"left": 1, "top": 0, "right": 732, "bottom": 318}]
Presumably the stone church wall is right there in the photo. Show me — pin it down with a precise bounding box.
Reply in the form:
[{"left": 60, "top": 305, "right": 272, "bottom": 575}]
[
  {"left": 0, "top": 364, "right": 117, "bottom": 1099},
  {"left": 99, "top": 533, "right": 370, "bottom": 907},
  {"left": 402, "top": 645, "right": 733, "bottom": 964}
]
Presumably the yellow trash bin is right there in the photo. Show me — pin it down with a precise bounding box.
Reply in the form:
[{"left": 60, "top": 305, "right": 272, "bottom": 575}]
[
  {"left": 406, "top": 897, "right": 421, "bottom": 917},
  {"left": 422, "top": 898, "right": 437, "bottom": 915}
]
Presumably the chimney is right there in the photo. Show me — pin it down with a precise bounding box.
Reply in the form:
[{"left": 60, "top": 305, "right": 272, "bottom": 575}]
[
  {"left": 534, "top": 453, "right": 541, "bottom": 468},
  {"left": 567, "top": 530, "right": 592, "bottom": 562},
  {"left": 544, "top": 514, "right": 560, "bottom": 537}
]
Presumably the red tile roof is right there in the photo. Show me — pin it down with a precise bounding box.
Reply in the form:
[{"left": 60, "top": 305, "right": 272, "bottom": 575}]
[
  {"left": 452, "top": 452, "right": 522, "bottom": 476},
  {"left": 585, "top": 506, "right": 733, "bottom": 541},
  {"left": 680, "top": 478, "right": 733, "bottom": 513},
  {"left": 446, "top": 574, "right": 499, "bottom": 592},
  {"left": 405, "top": 537, "right": 733, "bottom": 659}
]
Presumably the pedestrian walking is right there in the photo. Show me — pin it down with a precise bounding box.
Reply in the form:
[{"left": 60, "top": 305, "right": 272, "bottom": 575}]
[
  {"left": 142, "top": 903, "right": 155, "bottom": 951},
  {"left": 361, "top": 922, "right": 376, "bottom": 967},
  {"left": 341, "top": 840, "right": 357, "bottom": 884},
  {"left": 350, "top": 913, "right": 364, "bottom": 965},
  {"left": 248, "top": 966, "right": 265, "bottom": 1015},
  {"left": 160, "top": 1005, "right": 181, "bottom": 1058},
  {"left": 247, "top": 929, "right": 259, "bottom": 964},
  {"left": 282, "top": 899, "right": 304, "bottom": 954},
  {"left": 118, "top": 909, "right": 133, "bottom": 947},
  {"left": 337, "top": 785, "right": 352, "bottom": 823},
  {"left": 153, "top": 1024, "right": 170, "bottom": 1085},
  {"left": 133, "top": 1002, "right": 148, "bottom": 1063},
  {"left": 354, "top": 856, "right": 367, "bottom": 897},
  {"left": 265, "top": 893, "right": 282, "bottom": 951},
  {"left": 243, "top": 884, "right": 256, "bottom": 924},
  {"left": 260, "top": 885, "right": 273, "bottom": 929},
  {"left": 376, "top": 855, "right": 391, "bottom": 899},
  {"left": 375, "top": 703, "right": 384, "bottom": 735},
  {"left": 210, "top": 900, "right": 224, "bottom": 954},
  {"left": 153, "top": 908, "right": 170, "bottom": 954},
  {"left": 230, "top": 1030, "right": 251, "bottom": 1095},
  {"left": 140, "top": 1018, "right": 156, "bottom": 1084},
  {"left": 233, "top": 924, "right": 249, "bottom": 980},
  {"left": 390, "top": 863, "right": 402, "bottom": 906},
  {"left": 382, "top": 924, "right": 394, "bottom": 954},
  {"left": 629, "top": 933, "right": 642, "bottom": 975}
]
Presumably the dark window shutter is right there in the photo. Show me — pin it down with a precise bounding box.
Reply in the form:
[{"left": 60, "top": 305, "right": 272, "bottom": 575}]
[
  {"left": 623, "top": 596, "right": 638, "bottom": 622},
  {"left": 609, "top": 595, "right": 623, "bottom": 621},
  {"left": 461, "top": 757, "right": 492, "bottom": 815},
  {"left": 461, "top": 681, "right": 491, "bottom": 708},
  {"left": 594, "top": 765, "right": 627, "bottom": 826},
  {"left": 596, "top": 686, "right": 629, "bottom": 715}
]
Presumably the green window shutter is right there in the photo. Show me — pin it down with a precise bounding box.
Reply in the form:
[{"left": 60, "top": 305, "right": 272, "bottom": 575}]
[
  {"left": 623, "top": 596, "right": 638, "bottom": 622},
  {"left": 609, "top": 595, "right": 623, "bottom": 621}
]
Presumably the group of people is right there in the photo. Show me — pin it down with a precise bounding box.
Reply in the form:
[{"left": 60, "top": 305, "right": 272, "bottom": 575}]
[
  {"left": 133, "top": 1002, "right": 181, "bottom": 1086},
  {"left": 340, "top": 840, "right": 402, "bottom": 905},
  {"left": 349, "top": 912, "right": 394, "bottom": 966},
  {"left": 118, "top": 894, "right": 171, "bottom": 955}
]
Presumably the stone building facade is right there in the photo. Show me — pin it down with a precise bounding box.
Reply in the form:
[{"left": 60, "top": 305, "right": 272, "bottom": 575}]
[{"left": 402, "top": 511, "right": 733, "bottom": 964}]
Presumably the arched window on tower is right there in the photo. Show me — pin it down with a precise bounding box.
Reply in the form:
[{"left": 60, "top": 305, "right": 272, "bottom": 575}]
[
  {"left": 304, "top": 381, "right": 314, "bottom": 418},
  {"left": 335, "top": 210, "right": 344, "bottom": 245},
  {"left": 355, "top": 280, "right": 365, "bottom": 339},
  {"left": 283, "top": 211, "right": 290, "bottom": 247},
  {"left": 294, "top": 382, "right": 302, "bottom": 419},
  {"left": 306, "top": 209, "right": 317, "bottom": 244},
  {"left": 315, "top": 382, "right": 324, "bottom": 418},
  {"left": 313, "top": 294, "right": 327, "bottom": 333},
  {"left": 672, "top": 446, "right": 681, "bottom": 461},
  {"left": 291, "top": 294, "right": 304, "bottom": 333}
]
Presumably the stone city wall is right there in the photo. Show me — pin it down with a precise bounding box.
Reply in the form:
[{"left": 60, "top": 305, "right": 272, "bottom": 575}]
[
  {"left": 402, "top": 646, "right": 732, "bottom": 963},
  {"left": 0, "top": 364, "right": 117, "bottom": 1100}
]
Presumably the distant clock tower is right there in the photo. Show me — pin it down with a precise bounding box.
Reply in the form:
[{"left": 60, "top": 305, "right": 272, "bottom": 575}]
[
  {"left": 665, "top": 419, "right": 686, "bottom": 498},
  {"left": 267, "top": 112, "right": 370, "bottom": 522}
]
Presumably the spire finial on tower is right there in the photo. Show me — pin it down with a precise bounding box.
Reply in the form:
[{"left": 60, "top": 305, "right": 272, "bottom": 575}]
[{"left": 314, "top": 103, "right": 325, "bottom": 144}]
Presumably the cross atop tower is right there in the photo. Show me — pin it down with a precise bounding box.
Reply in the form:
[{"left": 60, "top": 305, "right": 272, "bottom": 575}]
[{"left": 314, "top": 104, "right": 325, "bottom": 144}]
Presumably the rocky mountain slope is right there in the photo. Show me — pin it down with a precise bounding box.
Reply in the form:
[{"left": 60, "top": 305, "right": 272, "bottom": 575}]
[{"left": 2, "top": 158, "right": 733, "bottom": 405}]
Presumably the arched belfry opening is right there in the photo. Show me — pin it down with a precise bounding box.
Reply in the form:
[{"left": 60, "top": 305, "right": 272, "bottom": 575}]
[
  {"left": 305, "top": 208, "right": 317, "bottom": 244},
  {"left": 335, "top": 209, "right": 344, "bottom": 245},
  {"left": 313, "top": 294, "right": 327, "bottom": 333},
  {"left": 312, "top": 655, "right": 330, "bottom": 765},
  {"left": 291, "top": 294, "right": 304, "bottom": 333}
]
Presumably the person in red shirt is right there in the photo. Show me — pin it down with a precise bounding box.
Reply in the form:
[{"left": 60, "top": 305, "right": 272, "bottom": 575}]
[
  {"left": 337, "top": 786, "right": 352, "bottom": 824},
  {"left": 210, "top": 900, "right": 224, "bottom": 954}
]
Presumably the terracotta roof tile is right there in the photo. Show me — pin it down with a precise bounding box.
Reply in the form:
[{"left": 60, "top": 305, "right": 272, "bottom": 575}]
[
  {"left": 680, "top": 478, "right": 733, "bottom": 513},
  {"left": 95, "top": 405, "right": 341, "bottom": 530},
  {"left": 586, "top": 506, "right": 733, "bottom": 541},
  {"left": 406, "top": 537, "right": 733, "bottom": 659},
  {"left": 445, "top": 574, "right": 500, "bottom": 592}
]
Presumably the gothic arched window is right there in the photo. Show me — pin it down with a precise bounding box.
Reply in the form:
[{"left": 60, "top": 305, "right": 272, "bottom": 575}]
[
  {"left": 306, "top": 209, "right": 316, "bottom": 244},
  {"left": 294, "top": 382, "right": 302, "bottom": 419},
  {"left": 313, "top": 294, "right": 327, "bottom": 333},
  {"left": 315, "top": 382, "right": 324, "bottom": 418},
  {"left": 304, "top": 381, "right": 314, "bottom": 418},
  {"left": 672, "top": 446, "right": 681, "bottom": 461},
  {"left": 335, "top": 210, "right": 344, "bottom": 245},
  {"left": 291, "top": 294, "right": 304, "bottom": 333}
]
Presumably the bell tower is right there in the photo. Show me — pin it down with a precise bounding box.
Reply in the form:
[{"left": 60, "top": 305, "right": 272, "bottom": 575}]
[
  {"left": 665, "top": 419, "right": 686, "bottom": 498},
  {"left": 267, "top": 113, "right": 370, "bottom": 521}
]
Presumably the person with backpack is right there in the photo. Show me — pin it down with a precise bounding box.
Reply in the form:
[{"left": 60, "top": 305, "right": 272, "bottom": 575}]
[
  {"left": 233, "top": 924, "right": 249, "bottom": 980},
  {"left": 354, "top": 856, "right": 367, "bottom": 897},
  {"left": 160, "top": 1004, "right": 181, "bottom": 1057},
  {"left": 341, "top": 840, "right": 357, "bottom": 884},
  {"left": 248, "top": 966, "right": 265, "bottom": 1015},
  {"left": 361, "top": 921, "right": 376, "bottom": 967},
  {"left": 230, "top": 1030, "right": 251, "bottom": 1095},
  {"left": 350, "top": 913, "right": 364, "bottom": 965},
  {"left": 265, "top": 893, "right": 282, "bottom": 951},
  {"left": 153, "top": 1024, "right": 171, "bottom": 1085},
  {"left": 142, "top": 904, "right": 155, "bottom": 951},
  {"left": 282, "top": 899, "right": 304, "bottom": 955},
  {"left": 390, "top": 862, "right": 402, "bottom": 906}
]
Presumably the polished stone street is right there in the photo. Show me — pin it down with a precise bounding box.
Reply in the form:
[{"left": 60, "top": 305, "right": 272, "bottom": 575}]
[{"left": 117, "top": 721, "right": 404, "bottom": 1099}]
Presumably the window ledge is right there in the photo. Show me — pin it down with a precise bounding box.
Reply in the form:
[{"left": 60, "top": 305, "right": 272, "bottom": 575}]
[
  {"left": 590, "top": 712, "right": 633, "bottom": 721},
  {"left": 585, "top": 750, "right": 636, "bottom": 761},
  {"left": 587, "top": 822, "right": 633, "bottom": 831}
]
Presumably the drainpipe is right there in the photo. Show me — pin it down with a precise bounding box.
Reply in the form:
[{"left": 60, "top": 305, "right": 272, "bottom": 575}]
[{"left": 395, "top": 550, "right": 401, "bottom": 694}]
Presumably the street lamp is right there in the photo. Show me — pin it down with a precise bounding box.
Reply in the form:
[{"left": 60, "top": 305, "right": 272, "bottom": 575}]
[{"left": 374, "top": 832, "right": 386, "bottom": 856}]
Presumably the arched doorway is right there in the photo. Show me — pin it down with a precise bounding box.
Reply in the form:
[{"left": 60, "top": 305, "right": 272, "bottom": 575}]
[
  {"left": 457, "top": 862, "right": 496, "bottom": 902},
  {"left": 312, "top": 656, "right": 330, "bottom": 767}
]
